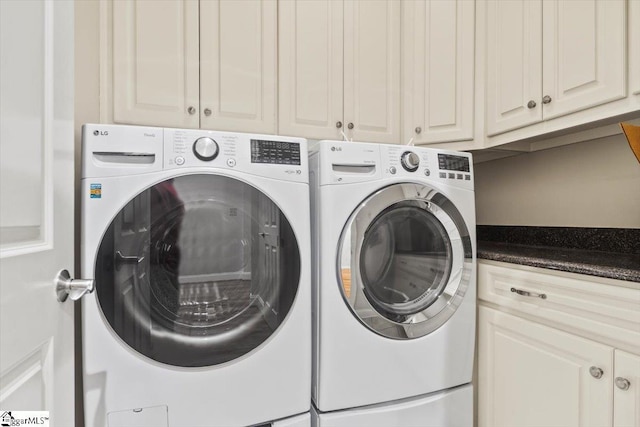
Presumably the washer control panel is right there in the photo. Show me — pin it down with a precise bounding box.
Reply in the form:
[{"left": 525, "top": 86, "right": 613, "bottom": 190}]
[
  {"left": 164, "top": 128, "right": 307, "bottom": 182},
  {"left": 250, "top": 139, "right": 301, "bottom": 165}
]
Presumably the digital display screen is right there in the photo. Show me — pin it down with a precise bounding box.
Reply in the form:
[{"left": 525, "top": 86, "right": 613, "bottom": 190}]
[
  {"left": 251, "top": 140, "right": 301, "bottom": 165},
  {"left": 438, "top": 154, "right": 470, "bottom": 172}
]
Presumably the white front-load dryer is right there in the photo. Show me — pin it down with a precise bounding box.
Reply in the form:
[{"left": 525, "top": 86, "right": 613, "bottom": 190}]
[
  {"left": 309, "top": 141, "right": 476, "bottom": 413},
  {"left": 81, "top": 124, "right": 311, "bottom": 427}
]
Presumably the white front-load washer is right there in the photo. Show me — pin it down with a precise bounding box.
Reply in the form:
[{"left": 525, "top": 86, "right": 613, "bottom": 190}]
[
  {"left": 81, "top": 124, "right": 311, "bottom": 427},
  {"left": 309, "top": 141, "right": 476, "bottom": 413}
]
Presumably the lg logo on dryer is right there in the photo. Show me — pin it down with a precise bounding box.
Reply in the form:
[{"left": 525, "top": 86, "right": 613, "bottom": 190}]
[{"left": 93, "top": 130, "right": 108, "bottom": 136}]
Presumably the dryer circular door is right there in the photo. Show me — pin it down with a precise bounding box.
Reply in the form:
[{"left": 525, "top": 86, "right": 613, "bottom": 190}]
[
  {"left": 93, "top": 174, "right": 300, "bottom": 367},
  {"left": 337, "top": 183, "right": 473, "bottom": 339}
]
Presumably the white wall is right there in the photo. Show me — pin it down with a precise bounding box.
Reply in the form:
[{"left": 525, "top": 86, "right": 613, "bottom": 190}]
[{"left": 475, "top": 133, "right": 640, "bottom": 228}]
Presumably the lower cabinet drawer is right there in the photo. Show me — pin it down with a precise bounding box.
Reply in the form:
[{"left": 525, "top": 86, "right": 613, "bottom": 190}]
[{"left": 477, "top": 261, "right": 640, "bottom": 354}]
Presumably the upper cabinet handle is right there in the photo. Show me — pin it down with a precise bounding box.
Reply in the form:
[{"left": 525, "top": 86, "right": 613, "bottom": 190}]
[
  {"left": 336, "top": 121, "right": 343, "bottom": 129},
  {"left": 187, "top": 106, "right": 196, "bottom": 115},
  {"left": 542, "top": 95, "right": 552, "bottom": 104},
  {"left": 347, "top": 122, "right": 354, "bottom": 130},
  {"left": 527, "top": 100, "right": 537, "bottom": 109}
]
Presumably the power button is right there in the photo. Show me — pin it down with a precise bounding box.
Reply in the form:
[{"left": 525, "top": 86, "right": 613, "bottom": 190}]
[
  {"left": 175, "top": 156, "right": 185, "bottom": 166},
  {"left": 227, "top": 158, "right": 236, "bottom": 167}
]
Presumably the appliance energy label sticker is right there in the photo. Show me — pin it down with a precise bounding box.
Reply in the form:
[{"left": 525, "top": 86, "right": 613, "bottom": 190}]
[{"left": 90, "top": 183, "right": 102, "bottom": 199}]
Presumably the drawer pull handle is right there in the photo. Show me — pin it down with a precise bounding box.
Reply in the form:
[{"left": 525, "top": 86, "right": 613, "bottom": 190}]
[{"left": 510, "top": 287, "right": 547, "bottom": 299}]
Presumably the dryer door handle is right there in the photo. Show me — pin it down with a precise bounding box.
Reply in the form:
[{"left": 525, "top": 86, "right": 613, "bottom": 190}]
[{"left": 54, "top": 269, "right": 94, "bottom": 302}]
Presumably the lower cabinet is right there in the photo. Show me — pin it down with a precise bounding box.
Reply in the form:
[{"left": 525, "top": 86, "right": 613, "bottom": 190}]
[
  {"left": 477, "top": 261, "right": 640, "bottom": 427},
  {"left": 614, "top": 351, "right": 640, "bottom": 427},
  {"left": 478, "top": 306, "right": 612, "bottom": 427}
]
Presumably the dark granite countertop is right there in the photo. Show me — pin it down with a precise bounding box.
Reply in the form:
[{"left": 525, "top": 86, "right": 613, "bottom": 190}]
[{"left": 476, "top": 226, "right": 640, "bottom": 283}]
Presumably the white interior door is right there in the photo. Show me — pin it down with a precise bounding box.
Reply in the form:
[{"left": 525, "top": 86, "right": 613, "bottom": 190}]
[{"left": 0, "top": 1, "right": 75, "bottom": 425}]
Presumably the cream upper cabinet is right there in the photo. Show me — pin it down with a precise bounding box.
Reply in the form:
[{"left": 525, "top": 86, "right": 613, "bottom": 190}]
[
  {"left": 279, "top": 0, "right": 400, "bottom": 143},
  {"left": 541, "top": 0, "right": 626, "bottom": 120},
  {"left": 200, "top": 0, "right": 277, "bottom": 133},
  {"left": 112, "top": 0, "right": 199, "bottom": 128},
  {"left": 478, "top": 306, "right": 613, "bottom": 427},
  {"left": 629, "top": 0, "right": 640, "bottom": 97},
  {"left": 278, "top": 0, "right": 344, "bottom": 140},
  {"left": 109, "top": 0, "right": 276, "bottom": 133},
  {"left": 485, "top": 0, "right": 542, "bottom": 136},
  {"left": 485, "top": 0, "right": 626, "bottom": 137},
  {"left": 614, "top": 350, "right": 640, "bottom": 427},
  {"left": 403, "top": 0, "right": 475, "bottom": 144},
  {"left": 343, "top": 0, "right": 400, "bottom": 143}
]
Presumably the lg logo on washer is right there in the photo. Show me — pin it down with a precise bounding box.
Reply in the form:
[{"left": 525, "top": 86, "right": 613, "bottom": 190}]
[
  {"left": 330, "top": 146, "right": 342, "bottom": 152},
  {"left": 93, "top": 130, "right": 108, "bottom": 136}
]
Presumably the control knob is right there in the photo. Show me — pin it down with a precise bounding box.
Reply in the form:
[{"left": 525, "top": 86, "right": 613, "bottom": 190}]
[
  {"left": 400, "top": 151, "right": 420, "bottom": 172},
  {"left": 193, "top": 137, "right": 219, "bottom": 161}
]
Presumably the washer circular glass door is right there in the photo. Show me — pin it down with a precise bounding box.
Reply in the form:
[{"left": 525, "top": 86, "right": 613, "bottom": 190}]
[
  {"left": 337, "top": 183, "right": 473, "bottom": 339},
  {"left": 94, "top": 174, "right": 300, "bottom": 367}
]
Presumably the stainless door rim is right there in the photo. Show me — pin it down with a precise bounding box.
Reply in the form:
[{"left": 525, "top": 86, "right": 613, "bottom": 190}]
[{"left": 337, "top": 182, "right": 473, "bottom": 339}]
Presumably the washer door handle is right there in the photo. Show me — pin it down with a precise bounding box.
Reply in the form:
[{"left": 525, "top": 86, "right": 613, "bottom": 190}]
[{"left": 55, "top": 269, "right": 94, "bottom": 302}]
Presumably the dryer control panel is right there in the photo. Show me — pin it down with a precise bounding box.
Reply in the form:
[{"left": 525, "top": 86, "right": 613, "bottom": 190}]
[
  {"left": 313, "top": 140, "right": 473, "bottom": 189},
  {"left": 380, "top": 144, "right": 473, "bottom": 188}
]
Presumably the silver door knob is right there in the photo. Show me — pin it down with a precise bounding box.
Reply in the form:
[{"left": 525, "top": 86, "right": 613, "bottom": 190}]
[
  {"left": 615, "top": 377, "right": 631, "bottom": 391},
  {"left": 187, "top": 106, "right": 196, "bottom": 115},
  {"left": 347, "top": 122, "right": 354, "bottom": 130},
  {"left": 204, "top": 108, "right": 212, "bottom": 116},
  {"left": 55, "top": 269, "right": 95, "bottom": 302},
  {"left": 415, "top": 127, "right": 422, "bottom": 134},
  {"left": 336, "top": 121, "right": 343, "bottom": 129},
  {"left": 589, "top": 366, "right": 604, "bottom": 379},
  {"left": 542, "top": 95, "right": 552, "bottom": 104},
  {"left": 527, "top": 100, "right": 537, "bottom": 109}
]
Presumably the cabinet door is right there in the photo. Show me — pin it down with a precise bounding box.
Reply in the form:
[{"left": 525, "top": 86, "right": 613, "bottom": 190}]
[
  {"left": 485, "top": 0, "right": 542, "bottom": 136},
  {"left": 278, "top": 0, "right": 344, "bottom": 140},
  {"left": 112, "top": 0, "right": 199, "bottom": 128},
  {"left": 614, "top": 350, "right": 640, "bottom": 427},
  {"left": 403, "top": 0, "right": 474, "bottom": 144},
  {"left": 478, "top": 306, "right": 613, "bottom": 427},
  {"left": 542, "top": 0, "right": 626, "bottom": 120},
  {"left": 200, "top": 0, "right": 277, "bottom": 134},
  {"left": 344, "top": 0, "right": 401, "bottom": 143},
  {"left": 629, "top": 0, "right": 640, "bottom": 97}
]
